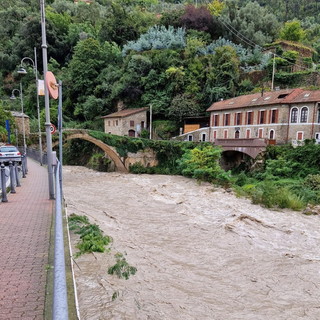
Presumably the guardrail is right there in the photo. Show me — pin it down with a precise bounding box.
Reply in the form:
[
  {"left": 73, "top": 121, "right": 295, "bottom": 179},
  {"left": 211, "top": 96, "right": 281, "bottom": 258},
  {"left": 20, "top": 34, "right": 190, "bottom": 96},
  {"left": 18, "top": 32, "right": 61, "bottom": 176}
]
[{"left": 53, "top": 159, "right": 69, "bottom": 319}]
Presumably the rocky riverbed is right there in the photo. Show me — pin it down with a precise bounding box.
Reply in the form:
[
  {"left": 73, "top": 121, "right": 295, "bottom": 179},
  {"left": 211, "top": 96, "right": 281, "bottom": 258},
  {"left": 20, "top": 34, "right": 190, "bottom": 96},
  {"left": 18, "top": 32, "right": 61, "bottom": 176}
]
[{"left": 63, "top": 166, "right": 320, "bottom": 320}]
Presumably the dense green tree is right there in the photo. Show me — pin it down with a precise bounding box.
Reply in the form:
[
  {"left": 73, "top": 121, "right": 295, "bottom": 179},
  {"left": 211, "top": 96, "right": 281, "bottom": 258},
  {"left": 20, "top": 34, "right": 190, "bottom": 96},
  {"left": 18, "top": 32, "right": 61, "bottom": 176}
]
[{"left": 279, "top": 20, "right": 306, "bottom": 42}]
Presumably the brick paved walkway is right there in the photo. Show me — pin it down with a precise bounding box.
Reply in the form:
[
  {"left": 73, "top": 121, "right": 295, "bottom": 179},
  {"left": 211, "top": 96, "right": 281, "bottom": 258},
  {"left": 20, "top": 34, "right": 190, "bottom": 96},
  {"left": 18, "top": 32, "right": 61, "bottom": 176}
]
[{"left": 0, "top": 159, "right": 53, "bottom": 319}]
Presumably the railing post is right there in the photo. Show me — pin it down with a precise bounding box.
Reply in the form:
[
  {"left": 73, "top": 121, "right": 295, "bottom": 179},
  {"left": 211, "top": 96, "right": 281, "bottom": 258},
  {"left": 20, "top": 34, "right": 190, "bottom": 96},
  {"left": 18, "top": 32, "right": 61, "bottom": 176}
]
[
  {"left": 21, "top": 155, "right": 26, "bottom": 178},
  {"left": 1, "top": 163, "right": 8, "bottom": 202},
  {"left": 9, "top": 161, "right": 16, "bottom": 194},
  {"left": 15, "top": 162, "right": 21, "bottom": 187},
  {"left": 53, "top": 160, "right": 69, "bottom": 319}
]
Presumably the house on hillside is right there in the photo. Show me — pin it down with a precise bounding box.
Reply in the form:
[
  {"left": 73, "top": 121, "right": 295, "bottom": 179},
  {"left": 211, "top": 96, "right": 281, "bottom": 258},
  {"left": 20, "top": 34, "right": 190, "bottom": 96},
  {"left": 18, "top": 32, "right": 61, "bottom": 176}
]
[
  {"left": 102, "top": 108, "right": 148, "bottom": 137},
  {"left": 176, "top": 88, "right": 320, "bottom": 145}
]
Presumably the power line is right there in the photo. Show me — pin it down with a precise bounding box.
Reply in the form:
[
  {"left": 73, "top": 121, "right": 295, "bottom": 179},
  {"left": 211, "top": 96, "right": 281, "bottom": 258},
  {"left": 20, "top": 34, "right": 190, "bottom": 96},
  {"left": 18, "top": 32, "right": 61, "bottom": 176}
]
[{"left": 219, "top": 18, "right": 316, "bottom": 74}]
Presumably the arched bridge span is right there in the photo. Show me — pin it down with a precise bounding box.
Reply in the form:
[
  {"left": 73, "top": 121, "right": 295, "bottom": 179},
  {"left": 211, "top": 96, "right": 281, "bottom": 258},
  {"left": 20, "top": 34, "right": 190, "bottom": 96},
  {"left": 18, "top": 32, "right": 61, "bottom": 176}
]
[
  {"left": 52, "top": 131, "right": 128, "bottom": 173},
  {"left": 214, "top": 138, "right": 268, "bottom": 159}
]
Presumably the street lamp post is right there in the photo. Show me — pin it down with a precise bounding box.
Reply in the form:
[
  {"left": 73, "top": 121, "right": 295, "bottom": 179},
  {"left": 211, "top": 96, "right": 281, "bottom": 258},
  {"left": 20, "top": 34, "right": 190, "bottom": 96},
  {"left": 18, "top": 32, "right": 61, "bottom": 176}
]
[
  {"left": 40, "top": 0, "right": 54, "bottom": 199},
  {"left": 18, "top": 47, "right": 43, "bottom": 165},
  {"left": 10, "top": 86, "right": 27, "bottom": 155}
]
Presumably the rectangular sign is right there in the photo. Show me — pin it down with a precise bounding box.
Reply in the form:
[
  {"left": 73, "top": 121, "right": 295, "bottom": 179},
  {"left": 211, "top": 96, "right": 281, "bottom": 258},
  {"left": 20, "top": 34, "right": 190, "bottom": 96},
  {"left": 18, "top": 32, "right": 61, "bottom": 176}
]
[{"left": 38, "top": 79, "right": 45, "bottom": 96}]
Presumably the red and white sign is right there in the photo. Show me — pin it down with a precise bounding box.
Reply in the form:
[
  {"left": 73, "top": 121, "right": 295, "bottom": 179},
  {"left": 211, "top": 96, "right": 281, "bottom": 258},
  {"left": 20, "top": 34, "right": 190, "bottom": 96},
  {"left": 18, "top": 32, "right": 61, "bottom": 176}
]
[{"left": 50, "top": 123, "right": 56, "bottom": 134}]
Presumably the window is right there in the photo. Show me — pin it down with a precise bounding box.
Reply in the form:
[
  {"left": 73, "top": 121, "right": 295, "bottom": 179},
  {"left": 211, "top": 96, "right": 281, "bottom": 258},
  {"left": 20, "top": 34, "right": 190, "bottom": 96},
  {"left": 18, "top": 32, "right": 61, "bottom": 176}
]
[
  {"left": 224, "top": 130, "right": 228, "bottom": 139},
  {"left": 235, "top": 112, "right": 242, "bottom": 126},
  {"left": 188, "top": 134, "right": 193, "bottom": 141},
  {"left": 278, "top": 93, "right": 289, "bottom": 99},
  {"left": 291, "top": 107, "right": 298, "bottom": 123},
  {"left": 224, "top": 113, "right": 230, "bottom": 126},
  {"left": 201, "top": 133, "right": 206, "bottom": 141},
  {"left": 318, "top": 108, "right": 320, "bottom": 123},
  {"left": 290, "top": 108, "right": 298, "bottom": 123},
  {"left": 269, "top": 129, "right": 275, "bottom": 140},
  {"left": 108, "top": 120, "right": 111, "bottom": 126},
  {"left": 130, "top": 120, "right": 135, "bottom": 127},
  {"left": 315, "top": 132, "right": 320, "bottom": 140},
  {"left": 246, "top": 129, "right": 251, "bottom": 138},
  {"left": 235, "top": 130, "right": 240, "bottom": 139},
  {"left": 300, "top": 107, "right": 308, "bottom": 123},
  {"left": 141, "top": 121, "right": 145, "bottom": 129},
  {"left": 259, "top": 110, "right": 266, "bottom": 124},
  {"left": 213, "top": 114, "right": 219, "bottom": 127},
  {"left": 297, "top": 131, "right": 303, "bottom": 140},
  {"left": 115, "top": 120, "right": 118, "bottom": 126},
  {"left": 246, "top": 111, "right": 253, "bottom": 125},
  {"left": 258, "top": 128, "right": 263, "bottom": 138},
  {"left": 270, "top": 109, "right": 278, "bottom": 124},
  {"left": 213, "top": 130, "right": 217, "bottom": 139}
]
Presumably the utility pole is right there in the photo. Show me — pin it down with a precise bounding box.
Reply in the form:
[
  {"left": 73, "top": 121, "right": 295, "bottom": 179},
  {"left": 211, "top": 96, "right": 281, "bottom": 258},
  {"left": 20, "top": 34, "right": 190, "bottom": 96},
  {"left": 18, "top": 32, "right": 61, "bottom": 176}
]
[
  {"left": 149, "top": 104, "right": 152, "bottom": 139},
  {"left": 271, "top": 53, "right": 276, "bottom": 91}
]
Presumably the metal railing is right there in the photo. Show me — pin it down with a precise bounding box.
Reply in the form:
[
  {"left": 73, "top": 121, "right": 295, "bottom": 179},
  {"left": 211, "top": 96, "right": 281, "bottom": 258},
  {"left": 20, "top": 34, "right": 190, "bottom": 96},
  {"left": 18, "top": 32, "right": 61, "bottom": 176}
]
[{"left": 53, "top": 159, "right": 68, "bottom": 319}]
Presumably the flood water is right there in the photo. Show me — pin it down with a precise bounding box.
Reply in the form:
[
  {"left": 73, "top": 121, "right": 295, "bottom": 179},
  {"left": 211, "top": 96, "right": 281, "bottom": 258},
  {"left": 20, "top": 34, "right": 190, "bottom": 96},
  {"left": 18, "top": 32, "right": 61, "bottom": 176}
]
[{"left": 63, "top": 166, "right": 320, "bottom": 320}]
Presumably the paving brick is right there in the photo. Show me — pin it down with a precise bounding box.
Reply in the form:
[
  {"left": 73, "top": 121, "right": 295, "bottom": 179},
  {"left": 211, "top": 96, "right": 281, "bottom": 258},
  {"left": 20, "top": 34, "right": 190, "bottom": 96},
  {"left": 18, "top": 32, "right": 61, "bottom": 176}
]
[{"left": 0, "top": 159, "right": 53, "bottom": 318}]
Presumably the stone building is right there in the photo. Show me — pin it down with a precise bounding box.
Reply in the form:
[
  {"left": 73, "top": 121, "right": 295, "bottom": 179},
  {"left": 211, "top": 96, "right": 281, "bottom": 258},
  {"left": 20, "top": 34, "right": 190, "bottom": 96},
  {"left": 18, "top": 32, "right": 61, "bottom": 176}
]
[
  {"left": 176, "top": 88, "right": 320, "bottom": 145},
  {"left": 11, "top": 111, "right": 30, "bottom": 135},
  {"left": 102, "top": 108, "right": 148, "bottom": 137}
]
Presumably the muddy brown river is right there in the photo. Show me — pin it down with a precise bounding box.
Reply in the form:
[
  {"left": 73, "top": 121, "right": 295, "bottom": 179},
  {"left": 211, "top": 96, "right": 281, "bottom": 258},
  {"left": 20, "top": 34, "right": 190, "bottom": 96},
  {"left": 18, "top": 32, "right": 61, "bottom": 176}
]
[{"left": 63, "top": 166, "right": 320, "bottom": 320}]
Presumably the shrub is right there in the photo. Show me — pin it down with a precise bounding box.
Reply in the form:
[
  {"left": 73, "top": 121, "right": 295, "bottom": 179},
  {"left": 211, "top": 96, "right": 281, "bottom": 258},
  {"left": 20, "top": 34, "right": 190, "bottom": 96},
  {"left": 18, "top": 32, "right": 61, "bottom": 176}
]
[
  {"left": 68, "top": 214, "right": 112, "bottom": 257},
  {"left": 87, "top": 153, "right": 111, "bottom": 172},
  {"left": 177, "top": 145, "right": 231, "bottom": 184},
  {"left": 108, "top": 253, "right": 137, "bottom": 280}
]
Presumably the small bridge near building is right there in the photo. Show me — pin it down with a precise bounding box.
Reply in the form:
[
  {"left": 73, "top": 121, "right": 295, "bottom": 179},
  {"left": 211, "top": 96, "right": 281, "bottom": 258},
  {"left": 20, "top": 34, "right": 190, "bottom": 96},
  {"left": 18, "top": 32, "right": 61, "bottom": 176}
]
[{"left": 214, "top": 138, "right": 268, "bottom": 159}]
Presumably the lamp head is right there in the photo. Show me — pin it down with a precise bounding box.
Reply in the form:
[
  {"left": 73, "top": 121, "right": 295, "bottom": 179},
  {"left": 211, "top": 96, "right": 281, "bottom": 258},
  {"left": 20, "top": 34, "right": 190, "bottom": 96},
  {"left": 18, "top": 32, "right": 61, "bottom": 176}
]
[
  {"left": 17, "top": 67, "right": 27, "bottom": 74},
  {"left": 10, "top": 94, "right": 17, "bottom": 100}
]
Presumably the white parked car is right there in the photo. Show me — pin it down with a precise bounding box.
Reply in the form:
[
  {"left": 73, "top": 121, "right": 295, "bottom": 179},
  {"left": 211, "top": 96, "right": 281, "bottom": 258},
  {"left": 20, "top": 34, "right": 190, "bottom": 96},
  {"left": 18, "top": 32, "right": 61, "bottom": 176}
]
[{"left": 0, "top": 145, "right": 22, "bottom": 164}]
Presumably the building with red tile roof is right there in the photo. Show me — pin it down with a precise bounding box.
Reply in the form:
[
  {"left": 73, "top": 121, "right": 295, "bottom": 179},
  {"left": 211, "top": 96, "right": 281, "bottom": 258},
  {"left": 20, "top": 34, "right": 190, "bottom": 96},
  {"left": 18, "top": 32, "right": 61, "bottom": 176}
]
[
  {"left": 102, "top": 108, "right": 148, "bottom": 137},
  {"left": 176, "top": 88, "right": 320, "bottom": 147},
  {"left": 206, "top": 88, "right": 320, "bottom": 145}
]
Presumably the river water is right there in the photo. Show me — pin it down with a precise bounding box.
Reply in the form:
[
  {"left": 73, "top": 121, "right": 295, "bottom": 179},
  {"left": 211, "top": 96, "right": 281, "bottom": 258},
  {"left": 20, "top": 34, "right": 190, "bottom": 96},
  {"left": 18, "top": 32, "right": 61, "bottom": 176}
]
[{"left": 63, "top": 166, "right": 320, "bottom": 320}]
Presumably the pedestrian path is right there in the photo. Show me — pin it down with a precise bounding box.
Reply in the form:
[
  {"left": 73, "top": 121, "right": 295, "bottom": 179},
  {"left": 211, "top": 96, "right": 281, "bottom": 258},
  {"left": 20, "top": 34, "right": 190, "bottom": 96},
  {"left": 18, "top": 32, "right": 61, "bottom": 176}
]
[{"left": 0, "top": 159, "right": 53, "bottom": 319}]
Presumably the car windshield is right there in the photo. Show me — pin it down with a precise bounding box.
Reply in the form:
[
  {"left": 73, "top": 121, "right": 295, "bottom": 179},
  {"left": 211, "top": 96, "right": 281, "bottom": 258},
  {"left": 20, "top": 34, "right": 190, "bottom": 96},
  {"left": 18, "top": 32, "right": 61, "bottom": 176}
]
[{"left": 0, "top": 146, "right": 18, "bottom": 152}]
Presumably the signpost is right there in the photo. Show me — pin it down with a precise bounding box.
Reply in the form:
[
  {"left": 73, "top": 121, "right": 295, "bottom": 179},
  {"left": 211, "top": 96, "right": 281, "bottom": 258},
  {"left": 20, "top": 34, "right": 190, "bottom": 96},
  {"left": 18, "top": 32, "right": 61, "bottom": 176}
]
[{"left": 5, "top": 120, "right": 11, "bottom": 144}]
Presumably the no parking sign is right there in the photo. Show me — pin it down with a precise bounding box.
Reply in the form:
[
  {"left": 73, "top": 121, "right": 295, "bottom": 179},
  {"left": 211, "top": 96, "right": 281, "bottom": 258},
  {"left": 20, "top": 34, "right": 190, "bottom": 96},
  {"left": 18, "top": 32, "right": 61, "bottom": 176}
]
[{"left": 50, "top": 123, "right": 56, "bottom": 135}]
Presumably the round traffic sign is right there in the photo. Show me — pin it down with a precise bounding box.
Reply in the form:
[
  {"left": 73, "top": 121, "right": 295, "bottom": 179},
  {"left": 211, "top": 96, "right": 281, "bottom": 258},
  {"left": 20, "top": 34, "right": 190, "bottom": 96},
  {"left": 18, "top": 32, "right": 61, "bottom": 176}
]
[{"left": 50, "top": 123, "right": 56, "bottom": 134}]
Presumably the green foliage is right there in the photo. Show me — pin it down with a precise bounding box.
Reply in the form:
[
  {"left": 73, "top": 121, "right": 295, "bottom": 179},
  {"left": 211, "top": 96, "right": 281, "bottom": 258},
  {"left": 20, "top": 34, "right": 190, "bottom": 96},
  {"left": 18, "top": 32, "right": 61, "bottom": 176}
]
[
  {"left": 108, "top": 253, "right": 137, "bottom": 280},
  {"left": 250, "top": 181, "right": 305, "bottom": 210},
  {"left": 304, "top": 174, "right": 320, "bottom": 191},
  {"left": 167, "top": 94, "right": 202, "bottom": 123},
  {"left": 279, "top": 20, "right": 306, "bottom": 42},
  {"left": 153, "top": 120, "right": 178, "bottom": 139},
  {"left": 178, "top": 145, "right": 231, "bottom": 184},
  {"left": 122, "top": 25, "right": 186, "bottom": 55},
  {"left": 87, "top": 153, "right": 111, "bottom": 172},
  {"left": 87, "top": 130, "right": 196, "bottom": 173},
  {"left": 68, "top": 214, "right": 112, "bottom": 257}
]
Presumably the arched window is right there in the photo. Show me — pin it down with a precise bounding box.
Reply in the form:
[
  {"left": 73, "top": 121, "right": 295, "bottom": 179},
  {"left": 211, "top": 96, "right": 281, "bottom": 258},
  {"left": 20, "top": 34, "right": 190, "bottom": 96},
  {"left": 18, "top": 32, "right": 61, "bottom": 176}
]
[
  {"left": 188, "top": 134, "right": 193, "bottom": 141},
  {"left": 269, "top": 129, "right": 275, "bottom": 140},
  {"left": 290, "top": 107, "right": 298, "bottom": 123},
  {"left": 235, "top": 130, "right": 240, "bottom": 139},
  {"left": 300, "top": 107, "right": 308, "bottom": 123}
]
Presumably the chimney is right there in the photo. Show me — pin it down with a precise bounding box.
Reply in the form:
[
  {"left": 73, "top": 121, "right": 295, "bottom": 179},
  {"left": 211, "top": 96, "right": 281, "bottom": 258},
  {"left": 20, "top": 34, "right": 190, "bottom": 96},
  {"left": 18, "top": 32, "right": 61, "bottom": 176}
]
[{"left": 117, "top": 101, "right": 125, "bottom": 111}]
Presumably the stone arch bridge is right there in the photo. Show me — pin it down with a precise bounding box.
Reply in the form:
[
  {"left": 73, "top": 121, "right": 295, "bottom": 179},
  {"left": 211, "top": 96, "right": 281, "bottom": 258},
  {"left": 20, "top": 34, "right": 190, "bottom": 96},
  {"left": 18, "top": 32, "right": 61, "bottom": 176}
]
[{"left": 49, "top": 130, "right": 158, "bottom": 172}]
